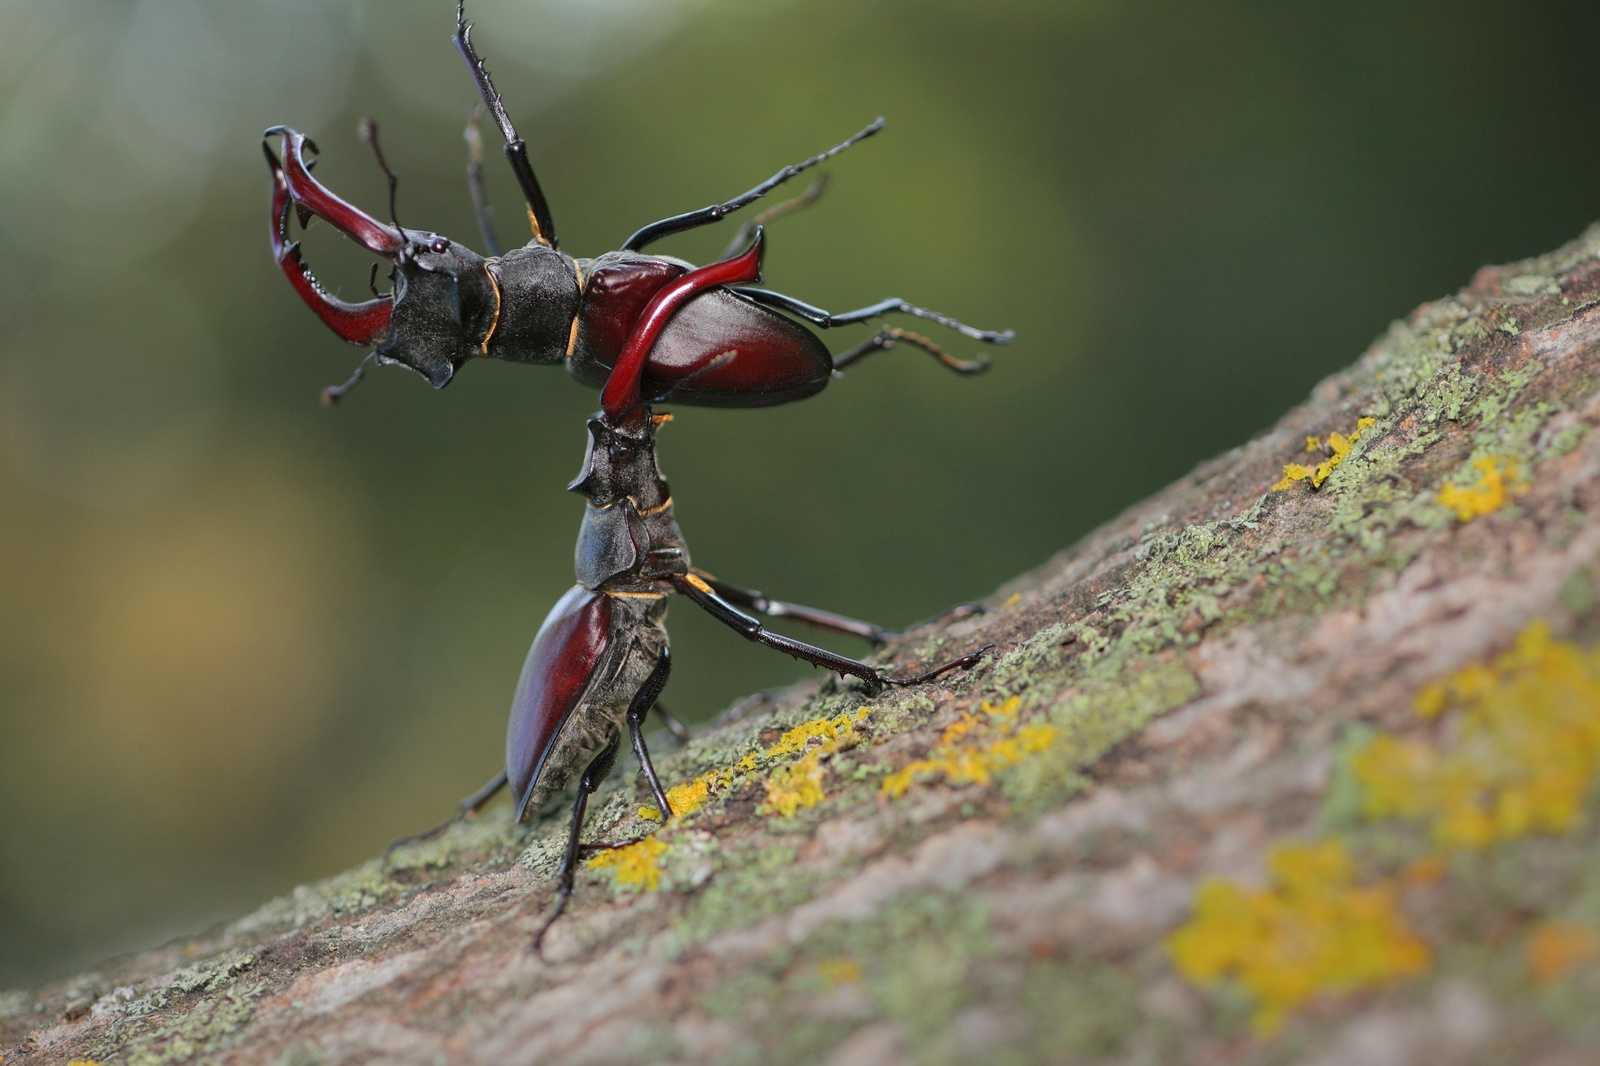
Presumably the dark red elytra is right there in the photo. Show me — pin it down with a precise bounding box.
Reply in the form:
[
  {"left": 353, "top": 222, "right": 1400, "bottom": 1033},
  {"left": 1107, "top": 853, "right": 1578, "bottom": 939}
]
[{"left": 505, "top": 586, "right": 613, "bottom": 820}]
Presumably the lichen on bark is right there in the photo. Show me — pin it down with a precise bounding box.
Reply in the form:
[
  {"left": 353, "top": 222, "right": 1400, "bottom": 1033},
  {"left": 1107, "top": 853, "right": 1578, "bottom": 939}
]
[{"left": 9, "top": 225, "right": 1600, "bottom": 1065}]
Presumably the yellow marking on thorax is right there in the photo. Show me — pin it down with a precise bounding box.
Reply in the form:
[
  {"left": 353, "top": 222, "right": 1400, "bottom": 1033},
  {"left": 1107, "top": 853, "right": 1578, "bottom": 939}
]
[
  {"left": 565, "top": 259, "right": 585, "bottom": 359},
  {"left": 633, "top": 496, "right": 673, "bottom": 517},
  {"left": 480, "top": 259, "right": 504, "bottom": 355},
  {"left": 603, "top": 589, "right": 668, "bottom": 600}
]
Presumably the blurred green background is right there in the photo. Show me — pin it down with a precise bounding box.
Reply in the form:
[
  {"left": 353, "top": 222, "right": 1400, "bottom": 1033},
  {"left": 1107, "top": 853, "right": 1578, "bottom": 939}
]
[{"left": 2, "top": 0, "right": 1597, "bottom": 987}]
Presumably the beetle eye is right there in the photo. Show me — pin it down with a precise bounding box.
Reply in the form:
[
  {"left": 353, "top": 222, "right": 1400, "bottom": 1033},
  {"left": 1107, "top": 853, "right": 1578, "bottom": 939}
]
[{"left": 431, "top": 237, "right": 450, "bottom": 253}]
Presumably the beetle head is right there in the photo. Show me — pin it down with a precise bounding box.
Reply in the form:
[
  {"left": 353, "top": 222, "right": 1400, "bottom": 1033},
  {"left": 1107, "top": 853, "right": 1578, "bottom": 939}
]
[
  {"left": 265, "top": 127, "right": 495, "bottom": 389},
  {"left": 568, "top": 412, "right": 667, "bottom": 506}
]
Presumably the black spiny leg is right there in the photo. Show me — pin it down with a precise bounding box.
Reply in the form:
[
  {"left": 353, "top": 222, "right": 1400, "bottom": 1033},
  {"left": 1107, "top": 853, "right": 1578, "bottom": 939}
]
[
  {"left": 625, "top": 647, "right": 674, "bottom": 817},
  {"left": 830, "top": 327, "right": 992, "bottom": 377},
  {"left": 382, "top": 769, "right": 508, "bottom": 865},
  {"left": 622, "top": 120, "right": 883, "bottom": 252},
  {"left": 463, "top": 105, "right": 503, "bottom": 257},
  {"left": 732, "top": 289, "right": 1014, "bottom": 346},
  {"left": 670, "top": 573, "right": 990, "bottom": 696},
  {"left": 653, "top": 702, "right": 690, "bottom": 745},
  {"left": 531, "top": 729, "right": 621, "bottom": 955},
  {"left": 692, "top": 569, "right": 894, "bottom": 645},
  {"left": 717, "top": 176, "right": 828, "bottom": 260},
  {"left": 454, "top": 1, "right": 557, "bottom": 247}
]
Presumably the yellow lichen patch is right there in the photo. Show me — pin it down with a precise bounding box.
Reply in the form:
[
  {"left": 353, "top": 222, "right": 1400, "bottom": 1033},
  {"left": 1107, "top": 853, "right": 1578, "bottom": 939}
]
[
  {"left": 766, "top": 707, "right": 870, "bottom": 757},
  {"left": 881, "top": 697, "right": 1057, "bottom": 799},
  {"left": 641, "top": 708, "right": 874, "bottom": 823},
  {"left": 761, "top": 752, "right": 827, "bottom": 817},
  {"left": 1274, "top": 416, "right": 1377, "bottom": 490},
  {"left": 1436, "top": 455, "right": 1526, "bottom": 521},
  {"left": 586, "top": 836, "right": 669, "bottom": 892},
  {"left": 1526, "top": 921, "right": 1598, "bottom": 983},
  {"left": 1167, "top": 838, "right": 1430, "bottom": 1036},
  {"left": 639, "top": 772, "right": 718, "bottom": 822},
  {"left": 816, "top": 957, "right": 865, "bottom": 985},
  {"left": 1351, "top": 621, "right": 1600, "bottom": 848}
]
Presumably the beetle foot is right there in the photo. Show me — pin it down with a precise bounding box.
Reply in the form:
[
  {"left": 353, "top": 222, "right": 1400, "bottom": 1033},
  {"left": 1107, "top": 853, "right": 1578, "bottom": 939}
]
[{"left": 877, "top": 643, "right": 994, "bottom": 688}]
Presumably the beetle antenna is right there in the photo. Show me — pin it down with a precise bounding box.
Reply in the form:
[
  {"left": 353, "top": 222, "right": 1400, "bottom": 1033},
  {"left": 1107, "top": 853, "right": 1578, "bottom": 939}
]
[
  {"left": 358, "top": 118, "right": 410, "bottom": 257},
  {"left": 322, "top": 352, "right": 377, "bottom": 406}
]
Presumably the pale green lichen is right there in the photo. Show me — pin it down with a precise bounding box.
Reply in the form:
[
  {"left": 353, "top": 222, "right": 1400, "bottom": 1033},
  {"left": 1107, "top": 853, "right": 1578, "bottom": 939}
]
[{"left": 82, "top": 953, "right": 268, "bottom": 1066}]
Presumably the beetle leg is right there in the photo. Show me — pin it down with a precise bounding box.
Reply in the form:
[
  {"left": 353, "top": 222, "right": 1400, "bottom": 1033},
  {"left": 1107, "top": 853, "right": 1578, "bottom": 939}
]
[
  {"left": 653, "top": 701, "right": 690, "bottom": 745},
  {"left": 621, "top": 119, "right": 883, "bottom": 252},
  {"left": 669, "top": 574, "right": 989, "bottom": 696},
  {"left": 381, "top": 768, "right": 509, "bottom": 866},
  {"left": 453, "top": 1, "right": 558, "bottom": 248},
  {"left": 625, "top": 646, "right": 674, "bottom": 817},
  {"left": 690, "top": 568, "right": 894, "bottom": 646},
  {"left": 718, "top": 175, "right": 828, "bottom": 260},
  {"left": 463, "top": 105, "right": 504, "bottom": 257},
  {"left": 731, "top": 288, "right": 1015, "bottom": 346},
  {"left": 532, "top": 728, "right": 621, "bottom": 955},
  {"left": 830, "top": 327, "right": 992, "bottom": 377}
]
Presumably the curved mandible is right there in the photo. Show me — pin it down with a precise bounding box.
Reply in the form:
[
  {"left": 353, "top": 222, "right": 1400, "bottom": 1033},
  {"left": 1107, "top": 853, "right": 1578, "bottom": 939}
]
[
  {"left": 264, "top": 126, "right": 405, "bottom": 256},
  {"left": 600, "top": 227, "right": 766, "bottom": 421},
  {"left": 264, "top": 138, "right": 395, "bottom": 345}
]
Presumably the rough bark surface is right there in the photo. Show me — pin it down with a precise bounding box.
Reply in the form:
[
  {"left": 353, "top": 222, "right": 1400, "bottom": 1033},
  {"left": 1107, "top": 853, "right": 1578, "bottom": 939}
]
[{"left": 9, "top": 227, "right": 1600, "bottom": 1065}]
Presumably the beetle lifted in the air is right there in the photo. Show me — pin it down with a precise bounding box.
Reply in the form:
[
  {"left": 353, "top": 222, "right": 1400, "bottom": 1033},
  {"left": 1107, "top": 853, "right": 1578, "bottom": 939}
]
[{"left": 264, "top": 1, "right": 1011, "bottom": 406}]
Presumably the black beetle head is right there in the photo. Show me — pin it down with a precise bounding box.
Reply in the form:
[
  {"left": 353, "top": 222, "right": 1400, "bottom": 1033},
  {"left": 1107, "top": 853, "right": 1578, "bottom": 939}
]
[
  {"left": 265, "top": 127, "right": 496, "bottom": 389},
  {"left": 372, "top": 239, "right": 494, "bottom": 388}
]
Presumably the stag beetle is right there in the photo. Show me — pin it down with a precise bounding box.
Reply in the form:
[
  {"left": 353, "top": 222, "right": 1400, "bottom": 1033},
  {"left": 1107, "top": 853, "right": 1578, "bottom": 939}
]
[
  {"left": 264, "top": 1, "right": 1012, "bottom": 405},
  {"left": 386, "top": 233, "right": 990, "bottom": 948}
]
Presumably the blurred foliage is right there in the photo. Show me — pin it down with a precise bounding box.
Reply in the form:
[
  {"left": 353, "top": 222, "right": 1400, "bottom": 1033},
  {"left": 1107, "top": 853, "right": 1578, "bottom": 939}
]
[{"left": 1, "top": 0, "right": 1597, "bottom": 987}]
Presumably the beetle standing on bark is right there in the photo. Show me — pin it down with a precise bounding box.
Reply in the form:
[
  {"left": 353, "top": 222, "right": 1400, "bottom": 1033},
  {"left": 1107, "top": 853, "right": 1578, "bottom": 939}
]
[
  {"left": 264, "top": 1, "right": 1011, "bottom": 406},
  {"left": 383, "top": 234, "right": 990, "bottom": 948}
]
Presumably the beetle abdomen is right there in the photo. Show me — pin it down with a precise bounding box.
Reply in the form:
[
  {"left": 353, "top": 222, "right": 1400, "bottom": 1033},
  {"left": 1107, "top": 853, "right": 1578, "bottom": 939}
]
[{"left": 571, "top": 252, "right": 832, "bottom": 407}]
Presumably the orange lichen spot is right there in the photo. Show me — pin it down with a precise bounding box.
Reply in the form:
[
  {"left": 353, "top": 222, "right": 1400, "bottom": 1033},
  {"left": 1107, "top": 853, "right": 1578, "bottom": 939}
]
[
  {"left": 1436, "top": 455, "right": 1526, "bottom": 521},
  {"left": 1352, "top": 621, "right": 1600, "bottom": 848},
  {"left": 761, "top": 752, "right": 826, "bottom": 817},
  {"left": 586, "top": 836, "right": 669, "bottom": 892},
  {"left": 1526, "top": 921, "right": 1598, "bottom": 983},
  {"left": 1167, "top": 838, "right": 1430, "bottom": 1037},
  {"left": 881, "top": 697, "right": 1057, "bottom": 799},
  {"left": 1004, "top": 592, "right": 1023, "bottom": 609},
  {"left": 1273, "top": 416, "right": 1378, "bottom": 491},
  {"left": 816, "top": 957, "right": 865, "bottom": 985}
]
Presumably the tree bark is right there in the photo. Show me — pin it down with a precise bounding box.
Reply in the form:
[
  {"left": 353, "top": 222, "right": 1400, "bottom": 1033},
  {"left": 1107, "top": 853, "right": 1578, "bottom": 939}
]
[{"left": 8, "top": 226, "right": 1600, "bottom": 1066}]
